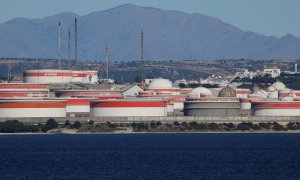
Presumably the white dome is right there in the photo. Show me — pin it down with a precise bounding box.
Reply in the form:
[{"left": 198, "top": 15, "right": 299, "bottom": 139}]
[
  {"left": 267, "top": 86, "right": 276, "bottom": 92},
  {"left": 189, "top": 87, "right": 212, "bottom": 98},
  {"left": 271, "top": 81, "right": 286, "bottom": 91},
  {"left": 257, "top": 90, "right": 268, "bottom": 98},
  {"left": 268, "top": 91, "right": 278, "bottom": 99},
  {"left": 148, "top": 78, "right": 173, "bottom": 89}
]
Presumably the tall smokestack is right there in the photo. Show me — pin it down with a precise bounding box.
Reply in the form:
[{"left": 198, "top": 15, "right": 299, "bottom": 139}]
[
  {"left": 58, "top": 22, "right": 62, "bottom": 70},
  {"left": 295, "top": 64, "right": 298, "bottom": 73},
  {"left": 68, "top": 30, "right": 71, "bottom": 69},
  {"left": 141, "top": 30, "right": 144, "bottom": 83},
  {"left": 106, "top": 45, "right": 109, "bottom": 85},
  {"left": 75, "top": 17, "right": 78, "bottom": 70}
]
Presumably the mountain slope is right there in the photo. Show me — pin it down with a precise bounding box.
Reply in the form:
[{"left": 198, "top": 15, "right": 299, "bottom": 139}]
[{"left": 0, "top": 4, "right": 299, "bottom": 60}]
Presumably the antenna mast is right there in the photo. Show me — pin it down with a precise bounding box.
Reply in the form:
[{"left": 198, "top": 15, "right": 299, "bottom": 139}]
[
  {"left": 68, "top": 30, "right": 71, "bottom": 69},
  {"left": 141, "top": 30, "right": 144, "bottom": 83},
  {"left": 74, "top": 17, "right": 78, "bottom": 70},
  {"left": 106, "top": 45, "right": 109, "bottom": 85},
  {"left": 58, "top": 22, "right": 62, "bottom": 70}
]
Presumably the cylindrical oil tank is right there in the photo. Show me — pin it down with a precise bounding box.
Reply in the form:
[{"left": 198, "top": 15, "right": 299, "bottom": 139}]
[
  {"left": 72, "top": 71, "right": 87, "bottom": 83},
  {"left": 184, "top": 98, "right": 240, "bottom": 116},
  {"left": 0, "top": 99, "right": 66, "bottom": 118},
  {"left": 66, "top": 98, "right": 91, "bottom": 113},
  {"left": 236, "top": 89, "right": 250, "bottom": 98},
  {"left": 90, "top": 99, "right": 167, "bottom": 117},
  {"left": 23, "top": 69, "right": 72, "bottom": 84},
  {"left": 55, "top": 90, "right": 123, "bottom": 99},
  {"left": 240, "top": 98, "right": 251, "bottom": 110},
  {"left": 86, "top": 71, "right": 98, "bottom": 84},
  {"left": 252, "top": 101, "right": 300, "bottom": 116},
  {"left": 0, "top": 83, "right": 49, "bottom": 98}
]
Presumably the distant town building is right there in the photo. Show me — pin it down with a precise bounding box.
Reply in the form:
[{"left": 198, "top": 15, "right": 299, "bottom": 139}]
[{"left": 263, "top": 67, "right": 281, "bottom": 78}]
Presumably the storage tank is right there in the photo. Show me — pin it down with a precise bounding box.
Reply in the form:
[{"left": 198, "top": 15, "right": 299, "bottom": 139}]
[
  {"left": 66, "top": 98, "right": 91, "bottom": 114},
  {"left": 188, "top": 87, "right": 212, "bottom": 98},
  {"left": 0, "top": 99, "right": 66, "bottom": 118},
  {"left": 86, "top": 71, "right": 98, "bottom": 84},
  {"left": 147, "top": 78, "right": 180, "bottom": 95},
  {"left": 23, "top": 69, "right": 72, "bottom": 84},
  {"left": 90, "top": 99, "right": 167, "bottom": 117},
  {"left": 72, "top": 71, "right": 87, "bottom": 83},
  {"left": 236, "top": 89, "right": 250, "bottom": 98},
  {"left": 252, "top": 101, "right": 300, "bottom": 116},
  {"left": 0, "top": 83, "right": 49, "bottom": 98},
  {"left": 55, "top": 90, "right": 123, "bottom": 99},
  {"left": 278, "top": 89, "right": 293, "bottom": 100},
  {"left": 240, "top": 98, "right": 251, "bottom": 110},
  {"left": 184, "top": 98, "right": 240, "bottom": 116}
]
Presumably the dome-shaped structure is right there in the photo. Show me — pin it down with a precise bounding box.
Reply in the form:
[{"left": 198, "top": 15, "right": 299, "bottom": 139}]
[
  {"left": 268, "top": 91, "right": 278, "bottom": 99},
  {"left": 267, "top": 86, "right": 276, "bottom": 92},
  {"left": 271, "top": 81, "right": 286, "bottom": 91},
  {"left": 148, "top": 78, "right": 173, "bottom": 89},
  {"left": 188, "top": 87, "right": 212, "bottom": 98},
  {"left": 218, "top": 86, "right": 236, "bottom": 97}
]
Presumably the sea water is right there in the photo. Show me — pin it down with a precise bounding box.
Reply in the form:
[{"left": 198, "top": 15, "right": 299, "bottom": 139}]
[{"left": 0, "top": 133, "right": 299, "bottom": 179}]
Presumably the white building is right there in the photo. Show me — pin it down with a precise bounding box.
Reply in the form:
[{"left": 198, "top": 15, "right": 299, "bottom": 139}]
[{"left": 263, "top": 67, "right": 281, "bottom": 78}]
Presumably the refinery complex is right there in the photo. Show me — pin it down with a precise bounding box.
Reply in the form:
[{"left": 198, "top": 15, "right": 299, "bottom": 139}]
[{"left": 1, "top": 69, "right": 300, "bottom": 121}]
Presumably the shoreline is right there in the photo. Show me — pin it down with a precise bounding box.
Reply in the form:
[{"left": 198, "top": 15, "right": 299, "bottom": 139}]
[{"left": 2, "top": 130, "right": 300, "bottom": 135}]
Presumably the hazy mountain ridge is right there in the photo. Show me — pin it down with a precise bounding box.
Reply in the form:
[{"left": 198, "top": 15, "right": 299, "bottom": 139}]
[{"left": 0, "top": 3, "right": 299, "bottom": 60}]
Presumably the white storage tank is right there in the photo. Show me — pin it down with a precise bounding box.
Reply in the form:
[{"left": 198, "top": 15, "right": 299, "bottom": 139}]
[
  {"left": 23, "top": 69, "right": 72, "bottom": 84},
  {"left": 0, "top": 83, "right": 49, "bottom": 98},
  {"left": 72, "top": 71, "right": 87, "bottom": 83},
  {"left": 66, "top": 98, "right": 91, "bottom": 114},
  {"left": 0, "top": 99, "right": 66, "bottom": 118},
  {"left": 90, "top": 99, "right": 167, "bottom": 117},
  {"left": 86, "top": 71, "right": 98, "bottom": 84},
  {"left": 236, "top": 89, "right": 250, "bottom": 98},
  {"left": 252, "top": 101, "right": 300, "bottom": 116},
  {"left": 240, "top": 98, "right": 251, "bottom": 110}
]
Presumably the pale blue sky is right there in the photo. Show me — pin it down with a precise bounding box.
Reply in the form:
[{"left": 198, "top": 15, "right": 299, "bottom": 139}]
[{"left": 1, "top": 0, "right": 300, "bottom": 37}]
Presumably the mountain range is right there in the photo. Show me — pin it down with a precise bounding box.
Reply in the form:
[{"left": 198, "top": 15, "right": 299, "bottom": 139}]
[{"left": 0, "top": 4, "right": 300, "bottom": 61}]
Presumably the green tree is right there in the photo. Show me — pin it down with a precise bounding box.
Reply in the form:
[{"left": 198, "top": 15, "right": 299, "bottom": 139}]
[
  {"left": 72, "top": 121, "right": 82, "bottom": 129},
  {"left": 41, "top": 118, "right": 59, "bottom": 132}
]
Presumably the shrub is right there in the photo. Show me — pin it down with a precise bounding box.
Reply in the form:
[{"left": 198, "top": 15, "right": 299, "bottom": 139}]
[
  {"left": 208, "top": 123, "right": 219, "bottom": 131},
  {"left": 88, "top": 120, "right": 94, "bottom": 125},
  {"left": 41, "top": 118, "right": 59, "bottom": 132},
  {"left": 72, "top": 121, "right": 82, "bottom": 129},
  {"left": 236, "top": 122, "right": 251, "bottom": 131},
  {"left": 272, "top": 122, "right": 286, "bottom": 131},
  {"left": 286, "top": 122, "right": 298, "bottom": 130}
]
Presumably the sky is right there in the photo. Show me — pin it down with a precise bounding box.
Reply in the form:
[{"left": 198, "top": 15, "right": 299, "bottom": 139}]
[{"left": 1, "top": 0, "right": 300, "bottom": 38}]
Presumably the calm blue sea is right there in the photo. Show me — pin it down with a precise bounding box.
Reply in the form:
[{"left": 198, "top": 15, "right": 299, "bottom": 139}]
[{"left": 0, "top": 133, "right": 300, "bottom": 179}]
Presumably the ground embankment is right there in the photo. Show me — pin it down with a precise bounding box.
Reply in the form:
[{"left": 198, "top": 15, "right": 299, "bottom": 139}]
[{"left": 1, "top": 116, "right": 300, "bottom": 124}]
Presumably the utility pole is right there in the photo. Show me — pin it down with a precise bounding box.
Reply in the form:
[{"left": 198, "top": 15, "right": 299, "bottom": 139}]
[
  {"left": 141, "top": 30, "right": 144, "bottom": 84},
  {"left": 58, "top": 22, "right": 62, "bottom": 70},
  {"left": 75, "top": 17, "right": 78, "bottom": 70},
  {"left": 68, "top": 30, "right": 71, "bottom": 69},
  {"left": 106, "top": 45, "right": 109, "bottom": 85}
]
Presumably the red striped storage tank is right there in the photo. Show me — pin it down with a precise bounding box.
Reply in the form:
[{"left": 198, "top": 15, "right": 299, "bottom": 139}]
[
  {"left": 240, "top": 98, "right": 251, "bottom": 110},
  {"left": 55, "top": 90, "right": 123, "bottom": 99},
  {"left": 236, "top": 89, "right": 250, "bottom": 98},
  {"left": 23, "top": 69, "right": 72, "bottom": 83},
  {"left": 66, "top": 98, "right": 91, "bottom": 113},
  {"left": 0, "top": 99, "right": 66, "bottom": 118},
  {"left": 72, "top": 71, "right": 87, "bottom": 83},
  {"left": 86, "top": 71, "right": 98, "bottom": 84},
  {"left": 90, "top": 99, "right": 167, "bottom": 117},
  {"left": 252, "top": 101, "right": 300, "bottom": 116},
  {"left": 0, "top": 83, "right": 49, "bottom": 98}
]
